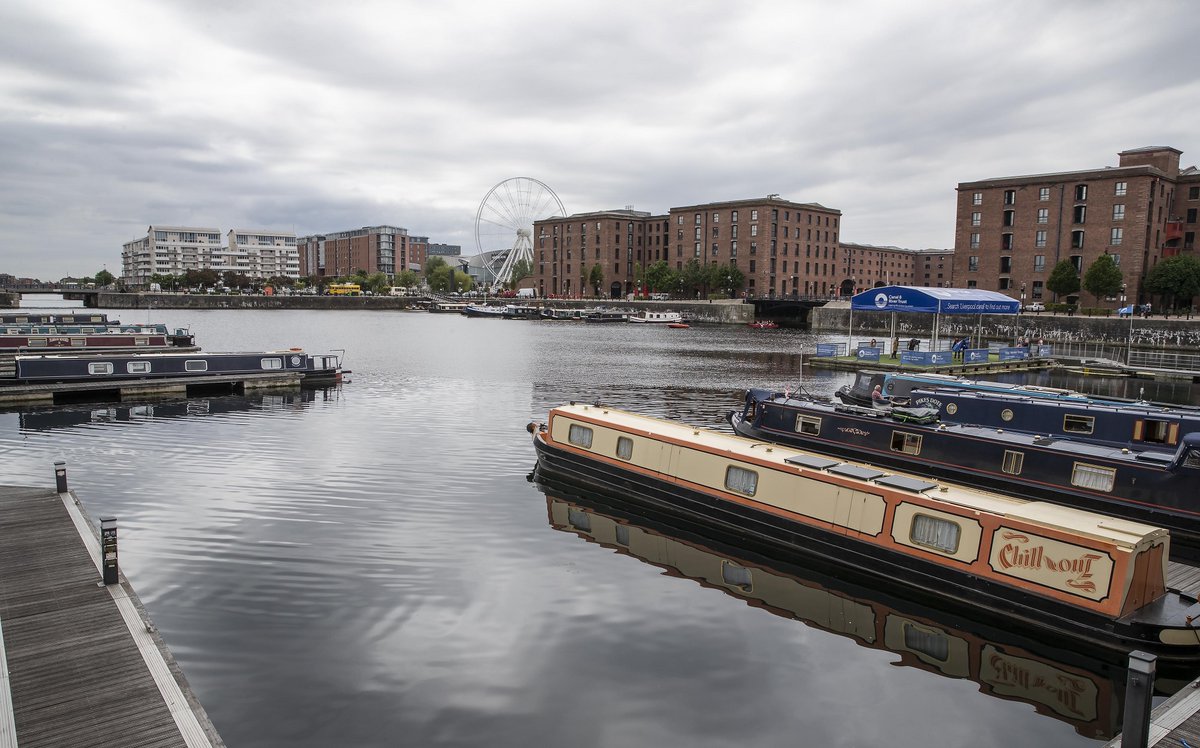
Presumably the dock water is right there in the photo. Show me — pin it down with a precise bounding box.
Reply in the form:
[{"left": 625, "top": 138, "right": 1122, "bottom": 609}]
[{"left": 0, "top": 481, "right": 223, "bottom": 747}]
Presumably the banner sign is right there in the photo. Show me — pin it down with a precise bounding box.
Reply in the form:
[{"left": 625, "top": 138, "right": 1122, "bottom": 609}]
[
  {"left": 964, "top": 348, "right": 989, "bottom": 363},
  {"left": 815, "top": 343, "right": 842, "bottom": 357},
  {"left": 999, "top": 347, "right": 1029, "bottom": 361}
]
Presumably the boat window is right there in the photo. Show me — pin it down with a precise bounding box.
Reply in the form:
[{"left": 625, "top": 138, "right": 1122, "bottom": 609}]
[
  {"left": 87, "top": 362, "right": 114, "bottom": 375},
  {"left": 1071, "top": 463, "right": 1115, "bottom": 492},
  {"left": 616, "top": 436, "right": 633, "bottom": 460},
  {"left": 184, "top": 360, "right": 208, "bottom": 372},
  {"left": 1184, "top": 450, "right": 1200, "bottom": 470},
  {"left": 134, "top": 337, "right": 149, "bottom": 346},
  {"left": 795, "top": 414, "right": 821, "bottom": 435},
  {"left": 1001, "top": 450, "right": 1024, "bottom": 475},
  {"left": 721, "top": 560, "right": 753, "bottom": 592},
  {"left": 890, "top": 431, "right": 923, "bottom": 455},
  {"left": 567, "top": 508, "right": 591, "bottom": 532},
  {"left": 567, "top": 424, "right": 593, "bottom": 449},
  {"left": 260, "top": 357, "right": 283, "bottom": 370},
  {"left": 28, "top": 338, "right": 47, "bottom": 347},
  {"left": 1000, "top": 408, "right": 1014, "bottom": 422},
  {"left": 126, "top": 361, "right": 151, "bottom": 374},
  {"left": 1063, "top": 415, "right": 1095, "bottom": 435},
  {"left": 1140, "top": 419, "right": 1175, "bottom": 445},
  {"left": 725, "top": 465, "right": 758, "bottom": 496},
  {"left": 614, "top": 525, "right": 630, "bottom": 546},
  {"left": 902, "top": 622, "right": 950, "bottom": 662},
  {"left": 70, "top": 337, "right": 86, "bottom": 346},
  {"left": 910, "top": 514, "right": 961, "bottom": 553}
]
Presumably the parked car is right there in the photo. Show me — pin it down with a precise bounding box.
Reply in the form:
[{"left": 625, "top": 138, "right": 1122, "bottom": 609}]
[{"left": 1022, "top": 302, "right": 1045, "bottom": 312}]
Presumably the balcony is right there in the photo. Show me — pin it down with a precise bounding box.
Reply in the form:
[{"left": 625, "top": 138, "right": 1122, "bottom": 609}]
[{"left": 1166, "top": 221, "right": 1184, "bottom": 242}]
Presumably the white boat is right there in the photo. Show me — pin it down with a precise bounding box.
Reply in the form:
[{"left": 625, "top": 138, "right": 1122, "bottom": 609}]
[{"left": 627, "top": 310, "right": 683, "bottom": 324}]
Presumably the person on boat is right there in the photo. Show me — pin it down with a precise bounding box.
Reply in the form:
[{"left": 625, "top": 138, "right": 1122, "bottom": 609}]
[{"left": 871, "top": 384, "right": 889, "bottom": 404}]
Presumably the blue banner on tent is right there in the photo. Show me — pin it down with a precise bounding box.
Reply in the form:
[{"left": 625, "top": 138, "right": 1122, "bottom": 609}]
[
  {"left": 930, "top": 351, "right": 952, "bottom": 365},
  {"left": 999, "top": 347, "right": 1028, "bottom": 361},
  {"left": 815, "top": 343, "right": 841, "bottom": 357},
  {"left": 856, "top": 347, "right": 881, "bottom": 362},
  {"left": 900, "top": 351, "right": 932, "bottom": 366},
  {"left": 850, "top": 286, "right": 1021, "bottom": 315},
  {"left": 964, "top": 348, "right": 989, "bottom": 363}
]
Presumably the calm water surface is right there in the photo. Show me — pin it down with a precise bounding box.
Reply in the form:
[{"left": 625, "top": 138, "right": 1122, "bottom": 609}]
[{"left": 4, "top": 299, "right": 1200, "bottom": 747}]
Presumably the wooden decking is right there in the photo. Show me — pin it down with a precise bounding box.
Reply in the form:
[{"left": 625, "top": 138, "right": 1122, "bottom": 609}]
[{"left": 0, "top": 484, "right": 223, "bottom": 747}]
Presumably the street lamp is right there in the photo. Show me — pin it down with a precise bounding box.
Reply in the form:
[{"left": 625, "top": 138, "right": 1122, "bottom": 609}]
[{"left": 1122, "top": 283, "right": 1134, "bottom": 366}]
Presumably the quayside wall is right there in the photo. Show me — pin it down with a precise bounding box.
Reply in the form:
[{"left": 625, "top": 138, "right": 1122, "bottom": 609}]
[{"left": 89, "top": 293, "right": 755, "bottom": 324}]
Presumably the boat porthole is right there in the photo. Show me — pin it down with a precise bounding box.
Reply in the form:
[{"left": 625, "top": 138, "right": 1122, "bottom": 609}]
[
  {"left": 290, "top": 356, "right": 301, "bottom": 366},
  {"left": 1001, "top": 408, "right": 1014, "bottom": 422},
  {"left": 946, "top": 403, "right": 957, "bottom": 415}
]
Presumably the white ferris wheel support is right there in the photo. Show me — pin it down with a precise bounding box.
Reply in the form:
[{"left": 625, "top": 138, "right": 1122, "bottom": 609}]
[{"left": 474, "top": 177, "right": 566, "bottom": 287}]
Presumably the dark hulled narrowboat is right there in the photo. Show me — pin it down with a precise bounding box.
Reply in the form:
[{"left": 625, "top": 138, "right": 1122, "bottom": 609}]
[
  {"left": 14, "top": 350, "right": 341, "bottom": 384},
  {"left": 530, "top": 402, "right": 1200, "bottom": 656}
]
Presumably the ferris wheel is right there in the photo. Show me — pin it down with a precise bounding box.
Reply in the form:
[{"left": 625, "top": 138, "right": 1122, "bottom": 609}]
[{"left": 474, "top": 177, "right": 566, "bottom": 286}]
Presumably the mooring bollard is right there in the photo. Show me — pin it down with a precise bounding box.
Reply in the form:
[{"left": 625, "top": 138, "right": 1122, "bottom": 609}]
[
  {"left": 53, "top": 460, "right": 68, "bottom": 493},
  {"left": 100, "top": 518, "right": 119, "bottom": 585},
  {"left": 1121, "top": 650, "right": 1156, "bottom": 748}
]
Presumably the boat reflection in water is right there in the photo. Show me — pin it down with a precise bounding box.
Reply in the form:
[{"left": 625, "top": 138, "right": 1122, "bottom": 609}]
[
  {"left": 13, "top": 387, "right": 339, "bottom": 432},
  {"left": 534, "top": 477, "right": 1197, "bottom": 742}
]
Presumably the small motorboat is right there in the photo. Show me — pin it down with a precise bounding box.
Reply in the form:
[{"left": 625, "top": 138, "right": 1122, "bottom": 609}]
[
  {"left": 748, "top": 320, "right": 779, "bottom": 329},
  {"left": 668, "top": 322, "right": 690, "bottom": 329}
]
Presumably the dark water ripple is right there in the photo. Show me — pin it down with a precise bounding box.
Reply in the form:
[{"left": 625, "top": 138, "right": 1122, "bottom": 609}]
[{"left": 3, "top": 300, "right": 1198, "bottom": 747}]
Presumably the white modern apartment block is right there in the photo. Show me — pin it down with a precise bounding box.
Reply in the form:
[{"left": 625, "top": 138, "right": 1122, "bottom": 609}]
[
  {"left": 121, "top": 225, "right": 222, "bottom": 288},
  {"left": 121, "top": 225, "right": 300, "bottom": 288},
  {"left": 220, "top": 230, "right": 300, "bottom": 279}
]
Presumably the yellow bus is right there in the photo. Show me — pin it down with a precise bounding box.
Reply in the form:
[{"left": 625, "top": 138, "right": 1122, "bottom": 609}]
[{"left": 328, "top": 283, "right": 361, "bottom": 296}]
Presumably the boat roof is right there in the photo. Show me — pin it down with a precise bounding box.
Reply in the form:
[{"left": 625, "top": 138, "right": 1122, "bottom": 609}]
[
  {"left": 551, "top": 402, "right": 1165, "bottom": 547},
  {"left": 912, "top": 386, "right": 1187, "bottom": 417}
]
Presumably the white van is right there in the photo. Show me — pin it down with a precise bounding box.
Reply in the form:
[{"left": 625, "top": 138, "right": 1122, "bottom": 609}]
[{"left": 516, "top": 288, "right": 537, "bottom": 299}]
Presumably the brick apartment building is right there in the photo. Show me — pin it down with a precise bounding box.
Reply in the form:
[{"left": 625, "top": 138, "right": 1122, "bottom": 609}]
[
  {"left": 954, "top": 146, "right": 1200, "bottom": 308},
  {"left": 296, "top": 225, "right": 426, "bottom": 280},
  {"left": 841, "top": 243, "right": 955, "bottom": 292},
  {"left": 532, "top": 197, "right": 844, "bottom": 299}
]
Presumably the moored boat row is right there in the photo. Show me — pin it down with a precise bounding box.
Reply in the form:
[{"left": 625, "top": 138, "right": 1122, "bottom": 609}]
[
  {"left": 729, "top": 389, "right": 1200, "bottom": 559},
  {"left": 529, "top": 402, "right": 1200, "bottom": 657}
]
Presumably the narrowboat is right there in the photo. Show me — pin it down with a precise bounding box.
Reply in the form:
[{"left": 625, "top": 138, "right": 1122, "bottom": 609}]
[
  {"left": 0, "top": 333, "right": 173, "bottom": 352},
  {"left": 729, "top": 390, "right": 1200, "bottom": 558},
  {"left": 0, "top": 324, "right": 194, "bottom": 347},
  {"left": 839, "top": 370, "right": 1200, "bottom": 412},
  {"left": 502, "top": 304, "right": 543, "bottom": 320},
  {"left": 428, "top": 301, "right": 469, "bottom": 313},
  {"left": 0, "top": 313, "right": 110, "bottom": 325},
  {"left": 627, "top": 310, "right": 683, "bottom": 324},
  {"left": 530, "top": 402, "right": 1200, "bottom": 655},
  {"left": 539, "top": 485, "right": 1197, "bottom": 737},
  {"left": 14, "top": 349, "right": 342, "bottom": 384},
  {"left": 584, "top": 309, "right": 629, "bottom": 323},
  {"left": 462, "top": 304, "right": 507, "bottom": 318},
  {"left": 541, "top": 308, "right": 586, "bottom": 321}
]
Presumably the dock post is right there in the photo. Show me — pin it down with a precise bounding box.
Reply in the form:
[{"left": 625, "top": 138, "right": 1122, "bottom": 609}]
[
  {"left": 1121, "top": 650, "right": 1156, "bottom": 748},
  {"left": 100, "top": 518, "right": 119, "bottom": 585},
  {"left": 53, "top": 460, "right": 68, "bottom": 493}
]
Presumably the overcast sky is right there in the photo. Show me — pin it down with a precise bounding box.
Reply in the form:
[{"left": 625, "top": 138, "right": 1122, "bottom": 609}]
[{"left": 1, "top": 0, "right": 1197, "bottom": 280}]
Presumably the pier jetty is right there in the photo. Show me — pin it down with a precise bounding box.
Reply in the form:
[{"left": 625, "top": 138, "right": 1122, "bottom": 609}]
[{"left": 0, "top": 465, "right": 224, "bottom": 747}]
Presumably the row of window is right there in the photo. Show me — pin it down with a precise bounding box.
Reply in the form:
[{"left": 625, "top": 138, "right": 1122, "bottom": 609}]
[
  {"left": 970, "top": 205, "right": 1127, "bottom": 228},
  {"left": 795, "top": 415, "right": 1118, "bottom": 492},
  {"left": 565, "top": 421, "right": 965, "bottom": 555},
  {"left": 86, "top": 358, "right": 286, "bottom": 375},
  {"left": 972, "top": 183, "right": 1128, "bottom": 206}
]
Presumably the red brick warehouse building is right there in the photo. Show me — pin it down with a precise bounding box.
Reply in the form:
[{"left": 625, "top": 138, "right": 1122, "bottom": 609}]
[
  {"left": 533, "top": 197, "right": 843, "bottom": 299},
  {"left": 954, "top": 146, "right": 1200, "bottom": 309},
  {"left": 295, "top": 225, "right": 427, "bottom": 280}
]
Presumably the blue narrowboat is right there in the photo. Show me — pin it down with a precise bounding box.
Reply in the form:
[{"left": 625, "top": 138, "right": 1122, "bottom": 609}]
[
  {"left": 14, "top": 350, "right": 342, "bottom": 384},
  {"left": 728, "top": 389, "right": 1200, "bottom": 559}
]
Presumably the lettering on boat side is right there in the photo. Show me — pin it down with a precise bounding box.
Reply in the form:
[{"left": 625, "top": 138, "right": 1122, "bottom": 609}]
[
  {"left": 989, "top": 529, "right": 1112, "bottom": 601},
  {"left": 837, "top": 426, "right": 870, "bottom": 437},
  {"left": 981, "top": 645, "right": 1098, "bottom": 721},
  {"left": 913, "top": 396, "right": 942, "bottom": 410}
]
